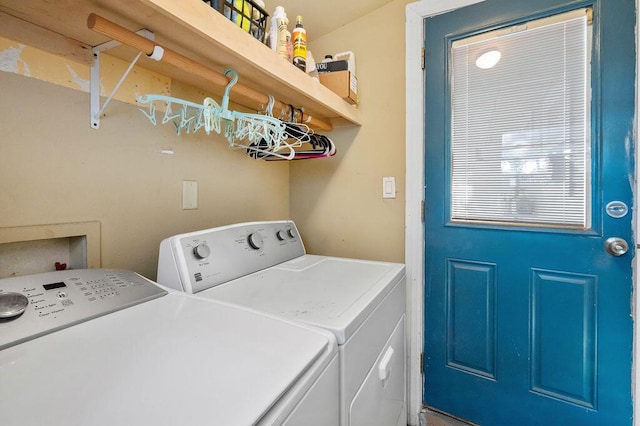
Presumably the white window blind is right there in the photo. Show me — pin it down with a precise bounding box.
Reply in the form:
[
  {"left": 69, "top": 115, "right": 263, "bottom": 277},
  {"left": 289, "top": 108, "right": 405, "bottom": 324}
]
[{"left": 450, "top": 9, "right": 590, "bottom": 228}]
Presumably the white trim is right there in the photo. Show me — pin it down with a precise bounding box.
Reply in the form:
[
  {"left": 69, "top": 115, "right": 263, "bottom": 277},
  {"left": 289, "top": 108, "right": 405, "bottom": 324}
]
[
  {"left": 406, "top": 1, "right": 638, "bottom": 425},
  {"left": 405, "top": 1, "right": 485, "bottom": 424}
]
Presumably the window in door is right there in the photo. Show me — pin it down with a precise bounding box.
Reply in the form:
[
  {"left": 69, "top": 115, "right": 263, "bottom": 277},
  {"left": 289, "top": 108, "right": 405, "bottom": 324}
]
[{"left": 450, "top": 9, "right": 592, "bottom": 228}]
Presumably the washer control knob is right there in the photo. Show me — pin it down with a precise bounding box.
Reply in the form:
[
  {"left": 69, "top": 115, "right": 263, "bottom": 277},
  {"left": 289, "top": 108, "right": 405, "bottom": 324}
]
[
  {"left": 248, "top": 232, "right": 264, "bottom": 250},
  {"left": 0, "top": 292, "right": 29, "bottom": 319},
  {"left": 193, "top": 243, "right": 211, "bottom": 260},
  {"left": 287, "top": 228, "right": 297, "bottom": 239},
  {"left": 276, "top": 230, "right": 286, "bottom": 241}
]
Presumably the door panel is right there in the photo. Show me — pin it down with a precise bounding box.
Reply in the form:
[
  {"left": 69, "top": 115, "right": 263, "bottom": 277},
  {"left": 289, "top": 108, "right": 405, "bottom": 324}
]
[
  {"left": 423, "top": 0, "right": 635, "bottom": 425},
  {"left": 446, "top": 259, "right": 497, "bottom": 379},
  {"left": 530, "top": 269, "right": 596, "bottom": 408}
]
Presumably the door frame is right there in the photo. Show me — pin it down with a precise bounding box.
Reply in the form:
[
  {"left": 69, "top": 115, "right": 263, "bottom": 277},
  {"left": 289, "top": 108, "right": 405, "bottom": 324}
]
[{"left": 404, "top": 1, "right": 639, "bottom": 425}]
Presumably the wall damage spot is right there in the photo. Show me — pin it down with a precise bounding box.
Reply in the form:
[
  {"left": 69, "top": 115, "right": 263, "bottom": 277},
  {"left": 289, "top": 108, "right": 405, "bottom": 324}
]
[
  {"left": 66, "top": 63, "right": 91, "bottom": 92},
  {"left": 0, "top": 44, "right": 31, "bottom": 76}
]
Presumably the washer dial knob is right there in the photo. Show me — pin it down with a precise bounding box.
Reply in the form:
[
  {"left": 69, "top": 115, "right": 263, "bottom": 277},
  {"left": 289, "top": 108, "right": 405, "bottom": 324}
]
[
  {"left": 193, "top": 243, "right": 211, "bottom": 260},
  {"left": 287, "top": 228, "right": 297, "bottom": 239},
  {"left": 248, "top": 232, "right": 264, "bottom": 250},
  {"left": 0, "top": 292, "right": 29, "bottom": 319},
  {"left": 276, "top": 230, "right": 286, "bottom": 241}
]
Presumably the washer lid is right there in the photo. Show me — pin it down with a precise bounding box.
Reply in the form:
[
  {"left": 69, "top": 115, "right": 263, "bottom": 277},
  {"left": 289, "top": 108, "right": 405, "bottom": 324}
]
[
  {"left": 0, "top": 293, "right": 335, "bottom": 426},
  {"left": 203, "top": 255, "right": 406, "bottom": 344}
]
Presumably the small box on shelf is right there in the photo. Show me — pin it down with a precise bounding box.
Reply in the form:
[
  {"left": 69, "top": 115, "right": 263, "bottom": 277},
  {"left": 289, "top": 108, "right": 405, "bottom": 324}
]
[
  {"left": 319, "top": 71, "right": 358, "bottom": 105},
  {"left": 316, "top": 60, "right": 349, "bottom": 73}
]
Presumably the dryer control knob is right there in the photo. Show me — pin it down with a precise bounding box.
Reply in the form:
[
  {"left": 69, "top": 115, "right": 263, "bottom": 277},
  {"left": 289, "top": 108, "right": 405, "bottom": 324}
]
[
  {"left": 248, "top": 232, "right": 264, "bottom": 250},
  {"left": 287, "top": 228, "right": 297, "bottom": 239},
  {"left": 276, "top": 230, "right": 286, "bottom": 241},
  {"left": 193, "top": 243, "right": 211, "bottom": 260}
]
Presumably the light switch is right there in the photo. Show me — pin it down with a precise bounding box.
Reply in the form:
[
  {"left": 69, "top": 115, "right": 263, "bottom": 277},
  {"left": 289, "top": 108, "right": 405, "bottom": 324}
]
[
  {"left": 382, "top": 177, "right": 396, "bottom": 199},
  {"left": 182, "top": 180, "right": 198, "bottom": 209}
]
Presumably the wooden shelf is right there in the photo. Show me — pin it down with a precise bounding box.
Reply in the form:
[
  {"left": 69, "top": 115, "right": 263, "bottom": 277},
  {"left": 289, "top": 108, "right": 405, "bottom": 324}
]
[{"left": 0, "top": 0, "right": 361, "bottom": 129}]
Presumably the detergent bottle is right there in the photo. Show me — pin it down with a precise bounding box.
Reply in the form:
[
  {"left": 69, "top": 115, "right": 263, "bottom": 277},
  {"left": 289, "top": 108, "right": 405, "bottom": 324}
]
[{"left": 269, "top": 6, "right": 289, "bottom": 61}]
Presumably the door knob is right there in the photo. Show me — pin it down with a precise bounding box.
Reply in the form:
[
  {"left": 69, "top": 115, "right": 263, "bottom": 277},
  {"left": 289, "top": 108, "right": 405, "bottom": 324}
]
[{"left": 605, "top": 237, "right": 629, "bottom": 256}]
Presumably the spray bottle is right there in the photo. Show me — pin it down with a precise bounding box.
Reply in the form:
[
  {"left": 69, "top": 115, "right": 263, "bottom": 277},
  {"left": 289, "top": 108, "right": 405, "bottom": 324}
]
[{"left": 292, "top": 15, "right": 307, "bottom": 71}]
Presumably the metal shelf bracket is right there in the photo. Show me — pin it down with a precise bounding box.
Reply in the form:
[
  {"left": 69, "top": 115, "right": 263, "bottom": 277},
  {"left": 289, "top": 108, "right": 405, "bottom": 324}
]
[{"left": 90, "top": 29, "right": 155, "bottom": 129}]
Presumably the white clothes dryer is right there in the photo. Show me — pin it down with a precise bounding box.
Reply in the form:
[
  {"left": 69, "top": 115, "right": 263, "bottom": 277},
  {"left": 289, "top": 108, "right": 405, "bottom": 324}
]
[
  {"left": 157, "top": 220, "right": 407, "bottom": 426},
  {"left": 0, "top": 268, "right": 339, "bottom": 426}
]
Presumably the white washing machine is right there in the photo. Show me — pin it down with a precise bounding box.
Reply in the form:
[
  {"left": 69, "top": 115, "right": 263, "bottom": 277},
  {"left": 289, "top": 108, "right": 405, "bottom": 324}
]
[
  {"left": 0, "top": 268, "right": 339, "bottom": 426},
  {"left": 157, "top": 220, "right": 406, "bottom": 426}
]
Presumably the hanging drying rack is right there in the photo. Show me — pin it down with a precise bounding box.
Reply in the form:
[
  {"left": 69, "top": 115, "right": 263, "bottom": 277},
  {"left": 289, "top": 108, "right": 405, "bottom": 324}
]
[
  {"left": 136, "top": 69, "right": 336, "bottom": 161},
  {"left": 86, "top": 13, "right": 332, "bottom": 131}
]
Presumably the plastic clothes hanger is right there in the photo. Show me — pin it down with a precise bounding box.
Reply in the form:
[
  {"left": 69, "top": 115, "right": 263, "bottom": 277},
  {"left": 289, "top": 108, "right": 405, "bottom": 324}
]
[
  {"left": 245, "top": 98, "right": 306, "bottom": 159},
  {"left": 245, "top": 102, "right": 337, "bottom": 161},
  {"left": 255, "top": 133, "right": 336, "bottom": 161}
]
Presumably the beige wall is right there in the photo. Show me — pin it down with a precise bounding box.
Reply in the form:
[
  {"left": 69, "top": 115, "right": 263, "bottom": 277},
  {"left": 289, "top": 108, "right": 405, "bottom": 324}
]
[
  {"left": 290, "top": 0, "right": 411, "bottom": 263},
  {"left": 0, "top": 71, "right": 289, "bottom": 279},
  {"left": 0, "top": 0, "right": 410, "bottom": 281}
]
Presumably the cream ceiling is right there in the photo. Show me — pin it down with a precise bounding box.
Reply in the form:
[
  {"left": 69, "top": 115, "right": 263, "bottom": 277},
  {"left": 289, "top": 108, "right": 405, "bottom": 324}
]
[{"left": 261, "top": 0, "right": 396, "bottom": 39}]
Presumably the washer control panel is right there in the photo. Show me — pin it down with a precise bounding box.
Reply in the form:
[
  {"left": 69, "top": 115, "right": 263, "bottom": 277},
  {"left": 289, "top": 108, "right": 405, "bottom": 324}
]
[
  {"left": 158, "top": 220, "right": 306, "bottom": 293},
  {"left": 0, "top": 269, "right": 166, "bottom": 350}
]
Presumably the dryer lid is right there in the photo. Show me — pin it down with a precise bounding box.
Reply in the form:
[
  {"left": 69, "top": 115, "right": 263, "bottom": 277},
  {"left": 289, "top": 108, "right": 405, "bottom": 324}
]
[{"left": 204, "top": 255, "right": 406, "bottom": 344}]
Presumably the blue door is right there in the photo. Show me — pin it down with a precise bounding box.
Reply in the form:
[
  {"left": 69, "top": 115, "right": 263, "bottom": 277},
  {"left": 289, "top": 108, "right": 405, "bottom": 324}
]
[{"left": 423, "top": 0, "right": 635, "bottom": 424}]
